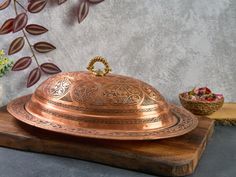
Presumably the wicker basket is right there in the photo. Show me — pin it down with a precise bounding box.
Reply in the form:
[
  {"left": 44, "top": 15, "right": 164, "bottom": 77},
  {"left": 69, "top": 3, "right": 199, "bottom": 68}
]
[{"left": 179, "top": 93, "right": 224, "bottom": 115}]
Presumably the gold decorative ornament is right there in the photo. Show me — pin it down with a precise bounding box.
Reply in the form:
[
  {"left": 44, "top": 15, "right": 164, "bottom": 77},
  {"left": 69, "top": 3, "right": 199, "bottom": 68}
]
[{"left": 87, "top": 56, "right": 112, "bottom": 77}]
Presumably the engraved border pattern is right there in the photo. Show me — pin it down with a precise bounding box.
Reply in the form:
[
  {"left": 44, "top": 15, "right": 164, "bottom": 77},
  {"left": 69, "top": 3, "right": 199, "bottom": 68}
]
[
  {"left": 34, "top": 93, "right": 166, "bottom": 114},
  {"left": 7, "top": 95, "right": 198, "bottom": 140}
]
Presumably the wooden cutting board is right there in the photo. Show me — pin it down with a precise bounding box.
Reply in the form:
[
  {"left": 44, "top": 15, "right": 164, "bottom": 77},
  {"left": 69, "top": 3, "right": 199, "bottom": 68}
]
[
  {"left": 208, "top": 103, "right": 236, "bottom": 126},
  {"left": 0, "top": 106, "right": 214, "bottom": 177}
]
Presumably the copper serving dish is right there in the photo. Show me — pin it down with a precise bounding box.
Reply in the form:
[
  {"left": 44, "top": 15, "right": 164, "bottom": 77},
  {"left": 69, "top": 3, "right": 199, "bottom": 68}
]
[{"left": 7, "top": 56, "right": 198, "bottom": 140}]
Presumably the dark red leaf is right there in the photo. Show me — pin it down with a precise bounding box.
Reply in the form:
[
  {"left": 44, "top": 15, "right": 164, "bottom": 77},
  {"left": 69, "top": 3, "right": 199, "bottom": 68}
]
[
  {"left": 25, "top": 24, "right": 48, "bottom": 35},
  {"left": 0, "top": 0, "right": 11, "bottom": 10},
  {"left": 88, "top": 0, "right": 104, "bottom": 4},
  {"left": 13, "top": 13, "right": 28, "bottom": 33},
  {"left": 8, "top": 37, "right": 25, "bottom": 55},
  {"left": 0, "top": 18, "right": 14, "bottom": 35},
  {"left": 33, "top": 42, "right": 56, "bottom": 53},
  {"left": 27, "top": 67, "right": 41, "bottom": 87},
  {"left": 28, "top": 0, "right": 47, "bottom": 13},
  {"left": 58, "top": 0, "right": 67, "bottom": 5},
  {"left": 40, "top": 62, "right": 61, "bottom": 74},
  {"left": 28, "top": 0, "right": 36, "bottom": 3},
  {"left": 77, "top": 0, "right": 89, "bottom": 23},
  {"left": 12, "top": 57, "right": 32, "bottom": 71}
]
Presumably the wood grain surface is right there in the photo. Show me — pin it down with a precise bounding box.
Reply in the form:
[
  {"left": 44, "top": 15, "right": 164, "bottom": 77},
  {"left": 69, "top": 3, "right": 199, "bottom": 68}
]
[
  {"left": 0, "top": 106, "right": 214, "bottom": 176},
  {"left": 208, "top": 103, "right": 236, "bottom": 126}
]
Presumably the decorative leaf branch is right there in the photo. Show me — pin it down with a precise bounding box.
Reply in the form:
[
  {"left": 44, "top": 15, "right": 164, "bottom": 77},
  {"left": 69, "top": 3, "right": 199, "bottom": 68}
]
[
  {"left": 0, "top": 0, "right": 11, "bottom": 10},
  {"left": 57, "top": 0, "right": 104, "bottom": 24},
  {"left": 77, "top": 0, "right": 104, "bottom": 23},
  {"left": 0, "top": 0, "right": 61, "bottom": 88},
  {"left": 28, "top": 0, "right": 47, "bottom": 13},
  {"left": 58, "top": 0, "right": 67, "bottom": 5},
  {"left": 12, "top": 57, "right": 31, "bottom": 71},
  {"left": 26, "top": 24, "right": 48, "bottom": 35},
  {"left": 0, "top": 0, "right": 105, "bottom": 87}
]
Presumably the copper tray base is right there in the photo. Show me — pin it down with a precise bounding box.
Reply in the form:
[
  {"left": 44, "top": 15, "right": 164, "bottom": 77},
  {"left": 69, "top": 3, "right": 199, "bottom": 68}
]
[{"left": 7, "top": 95, "right": 198, "bottom": 140}]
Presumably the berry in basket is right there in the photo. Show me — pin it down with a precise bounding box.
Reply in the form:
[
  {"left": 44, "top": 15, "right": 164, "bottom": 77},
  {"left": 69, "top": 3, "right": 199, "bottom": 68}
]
[{"left": 182, "top": 87, "right": 223, "bottom": 102}]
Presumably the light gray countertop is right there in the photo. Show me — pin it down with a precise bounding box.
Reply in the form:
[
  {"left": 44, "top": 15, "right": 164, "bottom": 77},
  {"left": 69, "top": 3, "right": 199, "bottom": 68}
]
[{"left": 0, "top": 126, "right": 235, "bottom": 177}]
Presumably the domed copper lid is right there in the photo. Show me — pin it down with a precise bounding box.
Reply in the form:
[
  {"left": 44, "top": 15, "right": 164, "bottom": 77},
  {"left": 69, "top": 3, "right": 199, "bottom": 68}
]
[{"left": 7, "top": 57, "right": 198, "bottom": 140}]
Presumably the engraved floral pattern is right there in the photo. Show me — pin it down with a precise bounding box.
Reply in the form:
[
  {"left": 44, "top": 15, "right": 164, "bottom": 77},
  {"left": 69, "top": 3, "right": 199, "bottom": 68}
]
[
  {"left": 142, "top": 84, "right": 165, "bottom": 103},
  {"left": 50, "top": 77, "right": 71, "bottom": 98},
  {"left": 71, "top": 81, "right": 98, "bottom": 104},
  {"left": 103, "top": 84, "right": 143, "bottom": 105}
]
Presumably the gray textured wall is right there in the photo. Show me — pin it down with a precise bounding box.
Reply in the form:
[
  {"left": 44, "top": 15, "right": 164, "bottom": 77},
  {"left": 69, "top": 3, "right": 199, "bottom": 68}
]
[{"left": 0, "top": 0, "right": 236, "bottom": 106}]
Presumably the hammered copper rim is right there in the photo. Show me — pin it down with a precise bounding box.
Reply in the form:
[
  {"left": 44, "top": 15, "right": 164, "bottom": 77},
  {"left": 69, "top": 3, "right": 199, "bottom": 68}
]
[{"left": 7, "top": 94, "right": 198, "bottom": 140}]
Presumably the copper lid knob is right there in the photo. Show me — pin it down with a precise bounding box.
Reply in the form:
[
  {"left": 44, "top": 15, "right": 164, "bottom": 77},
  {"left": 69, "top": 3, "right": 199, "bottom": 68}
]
[{"left": 87, "top": 56, "right": 112, "bottom": 77}]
